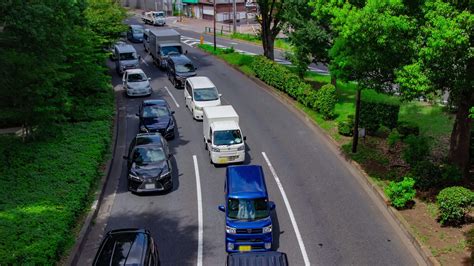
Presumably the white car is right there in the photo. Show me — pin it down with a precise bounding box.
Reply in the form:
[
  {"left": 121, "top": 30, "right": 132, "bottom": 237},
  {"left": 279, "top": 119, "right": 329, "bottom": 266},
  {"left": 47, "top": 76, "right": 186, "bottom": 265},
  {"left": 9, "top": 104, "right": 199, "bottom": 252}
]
[
  {"left": 184, "top": 77, "right": 221, "bottom": 120},
  {"left": 123, "top": 69, "right": 152, "bottom": 97}
]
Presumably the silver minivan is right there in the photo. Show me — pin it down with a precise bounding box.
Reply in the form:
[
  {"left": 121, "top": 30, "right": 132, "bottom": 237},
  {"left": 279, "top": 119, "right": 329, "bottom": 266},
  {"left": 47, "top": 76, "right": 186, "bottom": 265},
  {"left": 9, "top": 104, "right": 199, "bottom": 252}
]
[
  {"left": 113, "top": 43, "right": 140, "bottom": 75},
  {"left": 184, "top": 76, "right": 221, "bottom": 120}
]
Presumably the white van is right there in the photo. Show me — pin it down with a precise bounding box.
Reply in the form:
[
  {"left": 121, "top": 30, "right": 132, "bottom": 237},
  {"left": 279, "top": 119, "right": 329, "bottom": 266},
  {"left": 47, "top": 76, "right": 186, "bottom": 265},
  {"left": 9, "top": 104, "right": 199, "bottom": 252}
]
[
  {"left": 203, "top": 105, "right": 246, "bottom": 164},
  {"left": 184, "top": 77, "right": 221, "bottom": 120}
]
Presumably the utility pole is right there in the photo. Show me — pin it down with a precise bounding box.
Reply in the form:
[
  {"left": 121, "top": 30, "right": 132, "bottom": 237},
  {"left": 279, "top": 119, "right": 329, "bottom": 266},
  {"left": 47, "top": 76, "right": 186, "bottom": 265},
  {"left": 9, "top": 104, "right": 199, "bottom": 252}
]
[
  {"left": 213, "top": 0, "right": 217, "bottom": 51},
  {"left": 232, "top": 0, "right": 236, "bottom": 33}
]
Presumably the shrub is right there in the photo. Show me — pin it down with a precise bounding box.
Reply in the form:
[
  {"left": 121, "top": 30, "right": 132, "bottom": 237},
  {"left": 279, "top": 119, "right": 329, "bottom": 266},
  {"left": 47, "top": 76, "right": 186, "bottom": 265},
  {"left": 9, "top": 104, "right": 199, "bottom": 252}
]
[
  {"left": 315, "top": 84, "right": 337, "bottom": 120},
  {"left": 376, "top": 125, "right": 391, "bottom": 138},
  {"left": 437, "top": 186, "right": 474, "bottom": 225},
  {"left": 338, "top": 120, "right": 353, "bottom": 136},
  {"left": 222, "top": 46, "right": 235, "bottom": 54},
  {"left": 410, "top": 160, "right": 442, "bottom": 190},
  {"left": 397, "top": 121, "right": 420, "bottom": 138},
  {"left": 387, "top": 129, "right": 401, "bottom": 148},
  {"left": 403, "top": 135, "right": 430, "bottom": 167},
  {"left": 359, "top": 90, "right": 400, "bottom": 134},
  {"left": 384, "top": 176, "right": 416, "bottom": 209}
]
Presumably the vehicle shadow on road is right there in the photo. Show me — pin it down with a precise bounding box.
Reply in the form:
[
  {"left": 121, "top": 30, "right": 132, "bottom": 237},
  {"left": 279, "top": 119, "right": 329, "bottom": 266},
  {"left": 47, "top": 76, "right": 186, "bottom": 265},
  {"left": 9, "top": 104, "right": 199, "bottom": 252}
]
[
  {"left": 105, "top": 210, "right": 198, "bottom": 265},
  {"left": 271, "top": 208, "right": 282, "bottom": 251}
]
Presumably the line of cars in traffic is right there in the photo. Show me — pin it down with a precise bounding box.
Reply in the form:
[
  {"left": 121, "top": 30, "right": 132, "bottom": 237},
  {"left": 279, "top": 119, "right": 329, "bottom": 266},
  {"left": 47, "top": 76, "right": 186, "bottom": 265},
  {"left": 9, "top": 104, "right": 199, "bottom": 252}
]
[{"left": 93, "top": 22, "right": 288, "bottom": 265}]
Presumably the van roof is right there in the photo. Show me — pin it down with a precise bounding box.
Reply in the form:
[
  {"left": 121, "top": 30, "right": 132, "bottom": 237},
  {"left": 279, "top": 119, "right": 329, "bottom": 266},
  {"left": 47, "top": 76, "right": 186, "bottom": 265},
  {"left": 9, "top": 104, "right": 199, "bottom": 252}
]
[
  {"left": 203, "top": 105, "right": 237, "bottom": 120},
  {"left": 115, "top": 43, "right": 136, "bottom": 53},
  {"left": 150, "top": 28, "right": 180, "bottom": 37},
  {"left": 226, "top": 165, "right": 267, "bottom": 199},
  {"left": 212, "top": 120, "right": 239, "bottom": 131},
  {"left": 187, "top": 76, "right": 215, "bottom": 89}
]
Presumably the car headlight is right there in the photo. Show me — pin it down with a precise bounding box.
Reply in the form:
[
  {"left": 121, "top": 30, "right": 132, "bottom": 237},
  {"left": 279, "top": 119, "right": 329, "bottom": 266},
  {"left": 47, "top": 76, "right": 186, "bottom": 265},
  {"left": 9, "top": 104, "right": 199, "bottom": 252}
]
[
  {"left": 160, "top": 170, "right": 170, "bottom": 179},
  {"left": 140, "top": 125, "right": 148, "bottom": 132},
  {"left": 211, "top": 146, "right": 220, "bottom": 152},
  {"left": 195, "top": 106, "right": 203, "bottom": 111},
  {"left": 128, "top": 173, "right": 142, "bottom": 181},
  {"left": 226, "top": 226, "right": 236, "bottom": 234},
  {"left": 237, "top": 145, "right": 245, "bottom": 151},
  {"left": 263, "top": 225, "right": 272, "bottom": 233}
]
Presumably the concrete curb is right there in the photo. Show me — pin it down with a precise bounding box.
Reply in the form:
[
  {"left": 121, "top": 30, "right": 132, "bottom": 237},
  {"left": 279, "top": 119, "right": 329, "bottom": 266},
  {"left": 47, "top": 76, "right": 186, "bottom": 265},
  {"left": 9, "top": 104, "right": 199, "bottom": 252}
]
[
  {"left": 198, "top": 49, "right": 439, "bottom": 266},
  {"left": 65, "top": 93, "right": 120, "bottom": 266}
]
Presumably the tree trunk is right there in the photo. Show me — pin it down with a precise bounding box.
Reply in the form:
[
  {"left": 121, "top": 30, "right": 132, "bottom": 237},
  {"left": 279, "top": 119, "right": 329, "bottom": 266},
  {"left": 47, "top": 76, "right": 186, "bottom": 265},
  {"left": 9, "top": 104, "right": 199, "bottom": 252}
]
[
  {"left": 260, "top": 15, "right": 275, "bottom": 60},
  {"left": 331, "top": 75, "right": 337, "bottom": 89},
  {"left": 448, "top": 89, "right": 473, "bottom": 178},
  {"left": 352, "top": 88, "right": 361, "bottom": 153}
]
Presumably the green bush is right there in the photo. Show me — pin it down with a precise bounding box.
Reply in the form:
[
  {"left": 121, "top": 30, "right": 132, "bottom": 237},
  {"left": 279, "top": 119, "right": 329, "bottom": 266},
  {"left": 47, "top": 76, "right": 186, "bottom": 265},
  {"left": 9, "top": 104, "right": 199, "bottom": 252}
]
[
  {"left": 0, "top": 120, "right": 112, "bottom": 264},
  {"left": 338, "top": 117, "right": 354, "bottom": 136},
  {"left": 360, "top": 90, "right": 400, "bottom": 134},
  {"left": 376, "top": 125, "right": 391, "bottom": 138},
  {"left": 403, "top": 135, "right": 430, "bottom": 167},
  {"left": 397, "top": 121, "right": 420, "bottom": 138},
  {"left": 387, "top": 129, "right": 401, "bottom": 148},
  {"left": 222, "top": 46, "right": 235, "bottom": 54},
  {"left": 437, "top": 186, "right": 474, "bottom": 225},
  {"left": 384, "top": 176, "right": 416, "bottom": 209},
  {"left": 315, "top": 84, "right": 337, "bottom": 120}
]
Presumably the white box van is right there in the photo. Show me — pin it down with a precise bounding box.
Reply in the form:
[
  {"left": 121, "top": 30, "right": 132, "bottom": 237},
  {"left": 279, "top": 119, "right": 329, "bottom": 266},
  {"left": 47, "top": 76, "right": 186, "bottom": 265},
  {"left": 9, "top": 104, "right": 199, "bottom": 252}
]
[
  {"left": 184, "top": 77, "right": 221, "bottom": 120},
  {"left": 203, "top": 105, "right": 246, "bottom": 164}
]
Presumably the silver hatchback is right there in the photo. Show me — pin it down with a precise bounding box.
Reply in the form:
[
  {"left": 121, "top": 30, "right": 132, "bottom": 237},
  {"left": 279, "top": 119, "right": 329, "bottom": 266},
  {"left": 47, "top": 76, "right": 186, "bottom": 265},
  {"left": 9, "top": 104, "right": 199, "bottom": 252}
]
[{"left": 123, "top": 69, "right": 152, "bottom": 97}]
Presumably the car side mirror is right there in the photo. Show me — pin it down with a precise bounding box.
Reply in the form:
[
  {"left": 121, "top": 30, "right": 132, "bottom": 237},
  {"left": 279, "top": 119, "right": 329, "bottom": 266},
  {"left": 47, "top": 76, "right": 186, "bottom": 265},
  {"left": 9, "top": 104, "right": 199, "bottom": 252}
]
[
  {"left": 171, "top": 111, "right": 175, "bottom": 114},
  {"left": 243, "top": 136, "right": 247, "bottom": 141},
  {"left": 269, "top": 202, "right": 276, "bottom": 211},
  {"left": 138, "top": 55, "right": 141, "bottom": 61},
  {"left": 148, "top": 77, "right": 151, "bottom": 80},
  {"left": 207, "top": 139, "right": 211, "bottom": 143},
  {"left": 185, "top": 50, "right": 188, "bottom": 54},
  {"left": 122, "top": 79, "right": 125, "bottom": 82},
  {"left": 218, "top": 94, "right": 222, "bottom": 97},
  {"left": 123, "top": 155, "right": 128, "bottom": 160},
  {"left": 168, "top": 154, "right": 173, "bottom": 159},
  {"left": 135, "top": 113, "right": 139, "bottom": 117},
  {"left": 218, "top": 205, "right": 225, "bottom": 212},
  {"left": 186, "top": 96, "right": 192, "bottom": 100}
]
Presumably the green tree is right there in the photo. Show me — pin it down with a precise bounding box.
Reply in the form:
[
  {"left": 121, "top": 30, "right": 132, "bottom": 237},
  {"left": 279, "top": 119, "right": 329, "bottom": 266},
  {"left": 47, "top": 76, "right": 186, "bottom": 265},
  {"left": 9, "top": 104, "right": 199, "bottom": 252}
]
[
  {"left": 85, "top": 0, "right": 128, "bottom": 47},
  {"left": 256, "top": 0, "right": 285, "bottom": 60},
  {"left": 396, "top": 0, "right": 473, "bottom": 177},
  {"left": 314, "top": 0, "right": 416, "bottom": 152}
]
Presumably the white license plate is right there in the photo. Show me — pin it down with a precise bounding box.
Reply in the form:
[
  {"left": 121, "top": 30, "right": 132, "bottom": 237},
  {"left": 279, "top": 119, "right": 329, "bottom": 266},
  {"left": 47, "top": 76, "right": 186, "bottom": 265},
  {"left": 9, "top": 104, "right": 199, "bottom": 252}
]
[{"left": 145, "top": 184, "right": 155, "bottom": 189}]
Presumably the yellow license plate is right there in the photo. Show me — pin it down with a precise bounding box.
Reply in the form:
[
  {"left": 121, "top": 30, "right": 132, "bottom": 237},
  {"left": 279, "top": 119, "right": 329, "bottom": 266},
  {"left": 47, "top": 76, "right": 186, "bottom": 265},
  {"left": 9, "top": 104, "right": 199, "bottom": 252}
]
[
  {"left": 218, "top": 157, "right": 228, "bottom": 163},
  {"left": 238, "top": 245, "right": 251, "bottom": 252}
]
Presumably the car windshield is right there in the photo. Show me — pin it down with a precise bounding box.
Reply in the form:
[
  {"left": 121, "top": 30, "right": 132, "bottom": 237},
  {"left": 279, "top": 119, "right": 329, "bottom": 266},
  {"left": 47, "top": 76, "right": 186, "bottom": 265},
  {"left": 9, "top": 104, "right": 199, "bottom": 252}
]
[
  {"left": 154, "top": 12, "right": 165, "bottom": 17},
  {"left": 175, "top": 63, "right": 195, "bottom": 73},
  {"left": 213, "top": 130, "right": 242, "bottom": 146},
  {"left": 161, "top": 46, "right": 182, "bottom": 56},
  {"left": 193, "top": 88, "right": 219, "bottom": 101},
  {"left": 132, "top": 147, "right": 166, "bottom": 165},
  {"left": 133, "top": 28, "right": 144, "bottom": 34},
  {"left": 143, "top": 106, "right": 169, "bottom": 118},
  {"left": 227, "top": 198, "right": 269, "bottom": 220},
  {"left": 120, "top": 52, "right": 138, "bottom": 60},
  {"left": 128, "top": 73, "right": 147, "bottom": 82}
]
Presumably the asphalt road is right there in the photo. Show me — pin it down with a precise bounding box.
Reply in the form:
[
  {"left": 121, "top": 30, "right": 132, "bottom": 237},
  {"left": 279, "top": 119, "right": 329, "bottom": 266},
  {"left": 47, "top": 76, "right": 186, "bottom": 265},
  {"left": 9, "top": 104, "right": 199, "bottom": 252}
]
[{"left": 75, "top": 19, "right": 424, "bottom": 266}]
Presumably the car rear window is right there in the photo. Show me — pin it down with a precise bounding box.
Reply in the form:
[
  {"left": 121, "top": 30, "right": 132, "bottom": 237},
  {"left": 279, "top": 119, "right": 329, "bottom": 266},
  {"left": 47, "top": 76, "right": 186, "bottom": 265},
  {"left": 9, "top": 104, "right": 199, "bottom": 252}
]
[{"left": 95, "top": 233, "right": 147, "bottom": 266}]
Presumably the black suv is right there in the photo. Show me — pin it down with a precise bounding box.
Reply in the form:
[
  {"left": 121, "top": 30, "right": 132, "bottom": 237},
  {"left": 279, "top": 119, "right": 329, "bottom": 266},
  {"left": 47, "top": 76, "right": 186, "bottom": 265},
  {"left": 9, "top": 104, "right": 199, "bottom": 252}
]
[
  {"left": 93, "top": 228, "right": 160, "bottom": 266},
  {"left": 124, "top": 133, "right": 173, "bottom": 193},
  {"left": 166, "top": 54, "right": 196, "bottom": 88},
  {"left": 137, "top": 99, "right": 176, "bottom": 139}
]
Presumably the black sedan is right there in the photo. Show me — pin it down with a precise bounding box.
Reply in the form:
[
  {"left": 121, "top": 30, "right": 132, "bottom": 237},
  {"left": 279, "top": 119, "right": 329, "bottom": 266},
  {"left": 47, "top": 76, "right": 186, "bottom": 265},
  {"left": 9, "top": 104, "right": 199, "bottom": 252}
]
[
  {"left": 123, "top": 133, "right": 173, "bottom": 193},
  {"left": 166, "top": 54, "right": 196, "bottom": 89},
  {"left": 137, "top": 99, "right": 176, "bottom": 139}
]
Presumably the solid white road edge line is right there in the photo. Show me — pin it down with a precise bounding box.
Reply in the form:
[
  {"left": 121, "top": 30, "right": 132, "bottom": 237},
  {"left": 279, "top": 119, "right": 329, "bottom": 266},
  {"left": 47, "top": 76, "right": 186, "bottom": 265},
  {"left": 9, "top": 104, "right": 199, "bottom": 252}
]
[
  {"left": 164, "top": 86, "right": 180, "bottom": 108},
  {"left": 262, "top": 152, "right": 310, "bottom": 266},
  {"left": 193, "top": 155, "right": 203, "bottom": 266}
]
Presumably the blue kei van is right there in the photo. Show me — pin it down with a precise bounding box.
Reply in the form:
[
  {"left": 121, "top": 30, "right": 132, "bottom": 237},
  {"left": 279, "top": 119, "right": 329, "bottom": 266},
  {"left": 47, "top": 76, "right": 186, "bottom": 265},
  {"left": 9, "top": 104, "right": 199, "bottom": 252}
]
[{"left": 219, "top": 165, "right": 276, "bottom": 253}]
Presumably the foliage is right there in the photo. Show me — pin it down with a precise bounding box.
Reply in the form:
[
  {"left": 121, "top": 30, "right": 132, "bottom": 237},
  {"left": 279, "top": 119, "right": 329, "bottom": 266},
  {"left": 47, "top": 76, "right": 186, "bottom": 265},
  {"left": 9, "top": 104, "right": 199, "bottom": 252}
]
[
  {"left": 410, "top": 161, "right": 462, "bottom": 191},
  {"left": 376, "top": 125, "right": 391, "bottom": 138},
  {"left": 384, "top": 177, "right": 416, "bottom": 209},
  {"left": 359, "top": 90, "right": 400, "bottom": 134},
  {"left": 387, "top": 129, "right": 401, "bottom": 148},
  {"left": 315, "top": 84, "right": 337, "bottom": 119},
  {"left": 395, "top": 0, "right": 473, "bottom": 175},
  {"left": 84, "top": 0, "right": 128, "bottom": 47},
  {"left": 338, "top": 118, "right": 354, "bottom": 136},
  {"left": 397, "top": 121, "right": 420, "bottom": 138},
  {"left": 403, "top": 135, "right": 431, "bottom": 167},
  {"left": 437, "top": 187, "right": 474, "bottom": 225},
  {"left": 0, "top": 120, "right": 112, "bottom": 264},
  {"left": 256, "top": 0, "right": 285, "bottom": 59}
]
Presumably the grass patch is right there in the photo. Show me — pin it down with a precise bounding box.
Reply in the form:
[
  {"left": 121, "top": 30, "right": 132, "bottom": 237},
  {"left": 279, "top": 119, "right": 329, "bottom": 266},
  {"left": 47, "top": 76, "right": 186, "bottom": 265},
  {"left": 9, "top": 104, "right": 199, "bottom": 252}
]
[
  {"left": 216, "top": 32, "right": 292, "bottom": 51},
  {"left": 0, "top": 120, "right": 112, "bottom": 264},
  {"left": 198, "top": 44, "right": 255, "bottom": 76}
]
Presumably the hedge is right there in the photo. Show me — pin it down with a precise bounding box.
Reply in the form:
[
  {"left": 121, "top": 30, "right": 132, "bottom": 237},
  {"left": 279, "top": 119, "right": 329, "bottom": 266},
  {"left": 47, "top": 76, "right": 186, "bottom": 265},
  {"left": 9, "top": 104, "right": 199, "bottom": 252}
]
[
  {"left": 251, "top": 56, "right": 336, "bottom": 119},
  {"left": 437, "top": 186, "right": 474, "bottom": 225},
  {"left": 360, "top": 89, "right": 400, "bottom": 134},
  {"left": 0, "top": 120, "right": 112, "bottom": 264}
]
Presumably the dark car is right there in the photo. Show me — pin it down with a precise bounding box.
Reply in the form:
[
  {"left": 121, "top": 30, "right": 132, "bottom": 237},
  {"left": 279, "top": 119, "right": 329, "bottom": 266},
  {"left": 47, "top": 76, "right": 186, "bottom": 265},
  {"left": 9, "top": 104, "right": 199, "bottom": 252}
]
[
  {"left": 137, "top": 99, "right": 176, "bottom": 139},
  {"left": 124, "top": 133, "right": 173, "bottom": 193},
  {"left": 227, "top": 251, "right": 289, "bottom": 266},
  {"left": 127, "top": 24, "right": 145, "bottom": 43},
  {"left": 166, "top": 54, "right": 197, "bottom": 88},
  {"left": 93, "top": 228, "right": 160, "bottom": 266}
]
